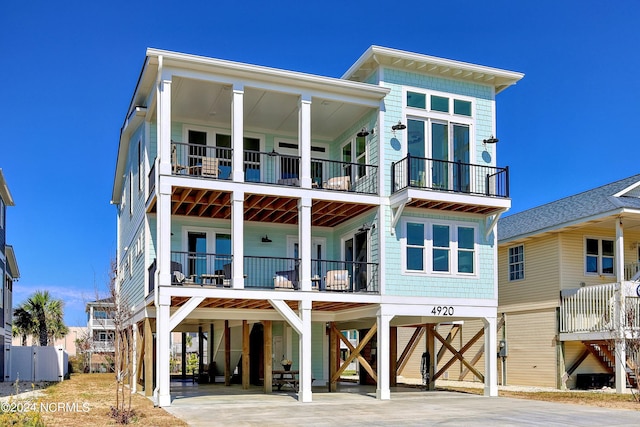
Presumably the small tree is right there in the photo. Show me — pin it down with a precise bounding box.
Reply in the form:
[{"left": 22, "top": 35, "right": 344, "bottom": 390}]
[{"left": 75, "top": 330, "right": 92, "bottom": 373}]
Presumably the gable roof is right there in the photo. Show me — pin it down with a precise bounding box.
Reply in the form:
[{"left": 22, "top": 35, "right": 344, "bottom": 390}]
[
  {"left": 0, "top": 169, "right": 15, "bottom": 206},
  {"left": 498, "top": 174, "right": 640, "bottom": 243}
]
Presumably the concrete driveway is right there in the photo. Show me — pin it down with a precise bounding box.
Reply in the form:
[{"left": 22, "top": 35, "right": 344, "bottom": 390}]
[{"left": 163, "top": 382, "right": 639, "bottom": 426}]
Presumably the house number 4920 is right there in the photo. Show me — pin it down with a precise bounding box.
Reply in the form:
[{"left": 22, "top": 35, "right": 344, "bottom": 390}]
[{"left": 431, "top": 306, "right": 454, "bottom": 316}]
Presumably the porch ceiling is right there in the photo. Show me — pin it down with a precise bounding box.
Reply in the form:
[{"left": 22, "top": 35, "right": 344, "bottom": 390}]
[
  {"left": 406, "top": 198, "right": 500, "bottom": 215},
  {"left": 171, "top": 296, "right": 372, "bottom": 312},
  {"left": 171, "top": 77, "right": 373, "bottom": 141},
  {"left": 149, "top": 188, "right": 376, "bottom": 227}
]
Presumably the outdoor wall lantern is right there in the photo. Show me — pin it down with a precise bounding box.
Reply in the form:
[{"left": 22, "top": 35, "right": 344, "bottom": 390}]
[
  {"left": 261, "top": 235, "right": 273, "bottom": 243},
  {"left": 357, "top": 127, "right": 374, "bottom": 138},
  {"left": 482, "top": 135, "right": 499, "bottom": 144},
  {"left": 391, "top": 121, "right": 407, "bottom": 132}
]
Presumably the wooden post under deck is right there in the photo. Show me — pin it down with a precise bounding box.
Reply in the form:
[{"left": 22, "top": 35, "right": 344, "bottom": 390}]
[
  {"left": 242, "top": 320, "right": 250, "bottom": 389},
  {"left": 329, "top": 322, "right": 337, "bottom": 392},
  {"left": 427, "top": 324, "right": 436, "bottom": 391},
  {"left": 225, "top": 320, "right": 231, "bottom": 386},
  {"left": 144, "top": 317, "right": 153, "bottom": 396},
  {"left": 390, "top": 326, "right": 397, "bottom": 387},
  {"left": 263, "top": 320, "right": 272, "bottom": 393}
]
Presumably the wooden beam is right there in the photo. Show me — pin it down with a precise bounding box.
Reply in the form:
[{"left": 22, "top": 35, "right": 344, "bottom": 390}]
[
  {"left": 390, "top": 327, "right": 397, "bottom": 387},
  {"left": 436, "top": 325, "right": 461, "bottom": 364},
  {"left": 397, "top": 326, "right": 425, "bottom": 374},
  {"left": 144, "top": 317, "right": 153, "bottom": 396},
  {"left": 331, "top": 322, "right": 377, "bottom": 383},
  {"left": 335, "top": 327, "right": 377, "bottom": 383},
  {"left": 225, "top": 320, "right": 231, "bottom": 386},
  {"left": 329, "top": 322, "right": 337, "bottom": 392},
  {"left": 242, "top": 320, "right": 250, "bottom": 389},
  {"left": 263, "top": 320, "right": 272, "bottom": 393},
  {"left": 135, "top": 322, "right": 144, "bottom": 385},
  {"left": 433, "top": 328, "right": 484, "bottom": 382}
]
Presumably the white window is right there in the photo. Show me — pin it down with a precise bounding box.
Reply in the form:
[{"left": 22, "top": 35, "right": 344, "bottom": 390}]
[
  {"left": 405, "top": 89, "right": 474, "bottom": 191},
  {"left": 341, "top": 133, "right": 368, "bottom": 182},
  {"left": 585, "top": 237, "right": 615, "bottom": 275},
  {"left": 403, "top": 220, "right": 477, "bottom": 276},
  {"left": 508, "top": 245, "right": 525, "bottom": 281}
]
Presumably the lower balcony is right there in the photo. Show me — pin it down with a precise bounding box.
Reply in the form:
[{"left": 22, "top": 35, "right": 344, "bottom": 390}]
[{"left": 169, "top": 251, "right": 379, "bottom": 293}]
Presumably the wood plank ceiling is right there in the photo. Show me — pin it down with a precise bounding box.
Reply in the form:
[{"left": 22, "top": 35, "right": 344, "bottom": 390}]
[
  {"left": 150, "top": 187, "right": 376, "bottom": 227},
  {"left": 170, "top": 296, "right": 371, "bottom": 312}
]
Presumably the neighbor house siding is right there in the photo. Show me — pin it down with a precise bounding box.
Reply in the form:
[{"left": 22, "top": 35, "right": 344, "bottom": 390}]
[
  {"left": 503, "top": 308, "right": 558, "bottom": 387},
  {"left": 563, "top": 341, "right": 609, "bottom": 389},
  {"left": 499, "top": 234, "right": 560, "bottom": 308}
]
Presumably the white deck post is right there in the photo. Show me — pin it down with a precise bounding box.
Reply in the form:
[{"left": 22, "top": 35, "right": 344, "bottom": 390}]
[
  {"left": 299, "top": 197, "right": 312, "bottom": 291},
  {"left": 232, "top": 189, "right": 245, "bottom": 289},
  {"left": 232, "top": 84, "right": 245, "bottom": 182},
  {"left": 483, "top": 316, "right": 498, "bottom": 396},
  {"left": 376, "top": 312, "right": 391, "bottom": 400},
  {"left": 156, "top": 294, "right": 171, "bottom": 407},
  {"left": 615, "top": 219, "right": 626, "bottom": 393},
  {"left": 298, "top": 300, "right": 312, "bottom": 402},
  {"left": 299, "top": 95, "right": 312, "bottom": 188}
]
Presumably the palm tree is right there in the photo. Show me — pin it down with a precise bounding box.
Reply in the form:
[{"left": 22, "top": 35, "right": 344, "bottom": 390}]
[
  {"left": 12, "top": 305, "right": 37, "bottom": 346},
  {"left": 18, "top": 290, "right": 68, "bottom": 346}
]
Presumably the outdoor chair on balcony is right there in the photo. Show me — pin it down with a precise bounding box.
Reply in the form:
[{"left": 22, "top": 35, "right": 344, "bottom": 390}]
[
  {"left": 171, "top": 144, "right": 187, "bottom": 174},
  {"left": 324, "top": 270, "right": 350, "bottom": 291},
  {"left": 201, "top": 157, "right": 220, "bottom": 178},
  {"left": 173, "top": 271, "right": 196, "bottom": 285},
  {"left": 274, "top": 268, "right": 298, "bottom": 290},
  {"left": 323, "top": 176, "right": 351, "bottom": 191}
]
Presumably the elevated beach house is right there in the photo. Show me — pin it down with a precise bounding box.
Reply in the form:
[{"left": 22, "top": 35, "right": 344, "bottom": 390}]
[
  {"left": 498, "top": 175, "right": 640, "bottom": 392},
  {"left": 111, "top": 46, "right": 523, "bottom": 406},
  {"left": 0, "top": 170, "right": 17, "bottom": 381}
]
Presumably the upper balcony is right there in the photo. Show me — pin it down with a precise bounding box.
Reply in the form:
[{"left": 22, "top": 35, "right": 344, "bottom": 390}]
[
  {"left": 390, "top": 154, "right": 510, "bottom": 215},
  {"left": 169, "top": 142, "right": 378, "bottom": 195}
]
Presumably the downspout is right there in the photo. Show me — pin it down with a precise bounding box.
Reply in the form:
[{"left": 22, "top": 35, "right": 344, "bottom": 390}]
[{"left": 152, "top": 54, "right": 163, "bottom": 407}]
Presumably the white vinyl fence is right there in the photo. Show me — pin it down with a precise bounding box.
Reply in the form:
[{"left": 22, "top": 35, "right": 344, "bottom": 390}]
[{"left": 9, "top": 345, "right": 68, "bottom": 382}]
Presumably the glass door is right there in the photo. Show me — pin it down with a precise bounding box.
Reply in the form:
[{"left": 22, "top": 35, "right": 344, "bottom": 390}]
[
  {"left": 431, "top": 121, "right": 449, "bottom": 190},
  {"left": 188, "top": 130, "right": 207, "bottom": 169},
  {"left": 453, "top": 124, "right": 470, "bottom": 192},
  {"left": 407, "top": 119, "right": 426, "bottom": 187},
  {"left": 188, "top": 232, "right": 207, "bottom": 282}
]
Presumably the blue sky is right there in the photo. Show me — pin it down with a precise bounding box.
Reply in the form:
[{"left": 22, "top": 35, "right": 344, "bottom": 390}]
[{"left": 2, "top": 1, "right": 639, "bottom": 326}]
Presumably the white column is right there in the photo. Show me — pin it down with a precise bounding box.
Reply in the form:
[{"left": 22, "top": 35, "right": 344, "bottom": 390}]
[
  {"left": 298, "top": 300, "right": 312, "bottom": 402},
  {"left": 158, "top": 78, "right": 172, "bottom": 177},
  {"left": 156, "top": 294, "right": 171, "bottom": 407},
  {"left": 157, "top": 184, "right": 172, "bottom": 290},
  {"left": 376, "top": 312, "right": 391, "bottom": 400},
  {"left": 232, "top": 85, "right": 245, "bottom": 182},
  {"left": 232, "top": 189, "right": 245, "bottom": 289},
  {"left": 298, "top": 95, "right": 312, "bottom": 188},
  {"left": 615, "top": 218, "right": 626, "bottom": 393},
  {"left": 483, "top": 317, "right": 498, "bottom": 396},
  {"left": 299, "top": 197, "right": 312, "bottom": 291}
]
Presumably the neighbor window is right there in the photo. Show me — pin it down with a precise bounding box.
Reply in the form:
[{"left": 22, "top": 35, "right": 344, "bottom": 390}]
[
  {"left": 585, "top": 238, "right": 615, "bottom": 275},
  {"left": 508, "top": 245, "right": 525, "bottom": 281}
]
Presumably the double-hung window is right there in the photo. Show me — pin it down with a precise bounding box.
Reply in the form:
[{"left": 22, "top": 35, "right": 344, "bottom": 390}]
[
  {"left": 405, "top": 89, "right": 473, "bottom": 192},
  {"left": 404, "top": 220, "right": 477, "bottom": 276},
  {"left": 508, "top": 245, "right": 525, "bottom": 281},
  {"left": 585, "top": 237, "right": 615, "bottom": 275}
]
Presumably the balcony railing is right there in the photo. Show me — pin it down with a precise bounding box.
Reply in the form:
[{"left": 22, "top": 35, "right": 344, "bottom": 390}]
[
  {"left": 168, "top": 251, "right": 379, "bottom": 293},
  {"left": 168, "top": 142, "right": 378, "bottom": 194},
  {"left": 391, "top": 154, "right": 509, "bottom": 197},
  {"left": 91, "top": 341, "right": 115, "bottom": 353},
  {"left": 148, "top": 162, "right": 156, "bottom": 199},
  {"left": 560, "top": 282, "right": 640, "bottom": 334},
  {"left": 172, "top": 142, "right": 232, "bottom": 180},
  {"left": 310, "top": 158, "right": 378, "bottom": 195}
]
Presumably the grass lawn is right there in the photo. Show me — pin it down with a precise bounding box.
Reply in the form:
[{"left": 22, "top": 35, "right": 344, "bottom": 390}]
[
  {"left": 439, "top": 385, "right": 640, "bottom": 411},
  {"left": 32, "top": 373, "right": 186, "bottom": 426}
]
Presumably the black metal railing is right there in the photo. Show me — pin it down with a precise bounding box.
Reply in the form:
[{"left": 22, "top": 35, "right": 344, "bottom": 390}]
[
  {"left": 170, "top": 251, "right": 233, "bottom": 285},
  {"left": 391, "top": 154, "right": 509, "bottom": 197},
  {"left": 148, "top": 162, "right": 156, "bottom": 199},
  {"left": 243, "top": 150, "right": 301, "bottom": 186},
  {"left": 311, "top": 259, "right": 379, "bottom": 293},
  {"left": 310, "top": 158, "right": 378, "bottom": 195},
  {"left": 244, "top": 255, "right": 300, "bottom": 289},
  {"left": 148, "top": 259, "right": 156, "bottom": 293},
  {"left": 171, "top": 142, "right": 232, "bottom": 180}
]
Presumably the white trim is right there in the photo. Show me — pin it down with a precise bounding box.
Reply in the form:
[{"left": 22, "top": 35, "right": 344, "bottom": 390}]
[
  {"left": 584, "top": 235, "right": 616, "bottom": 277},
  {"left": 507, "top": 244, "right": 525, "bottom": 282}
]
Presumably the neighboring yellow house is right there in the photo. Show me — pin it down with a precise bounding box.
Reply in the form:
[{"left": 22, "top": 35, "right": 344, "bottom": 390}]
[{"left": 497, "top": 174, "right": 640, "bottom": 391}]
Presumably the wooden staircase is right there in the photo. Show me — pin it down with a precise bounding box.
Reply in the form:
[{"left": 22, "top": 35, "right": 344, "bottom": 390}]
[{"left": 582, "top": 341, "right": 637, "bottom": 388}]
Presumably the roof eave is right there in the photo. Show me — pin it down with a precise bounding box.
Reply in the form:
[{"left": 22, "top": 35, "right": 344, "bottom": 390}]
[
  {"left": 5, "top": 245, "right": 19, "bottom": 279},
  {"left": 0, "top": 169, "right": 15, "bottom": 206}
]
